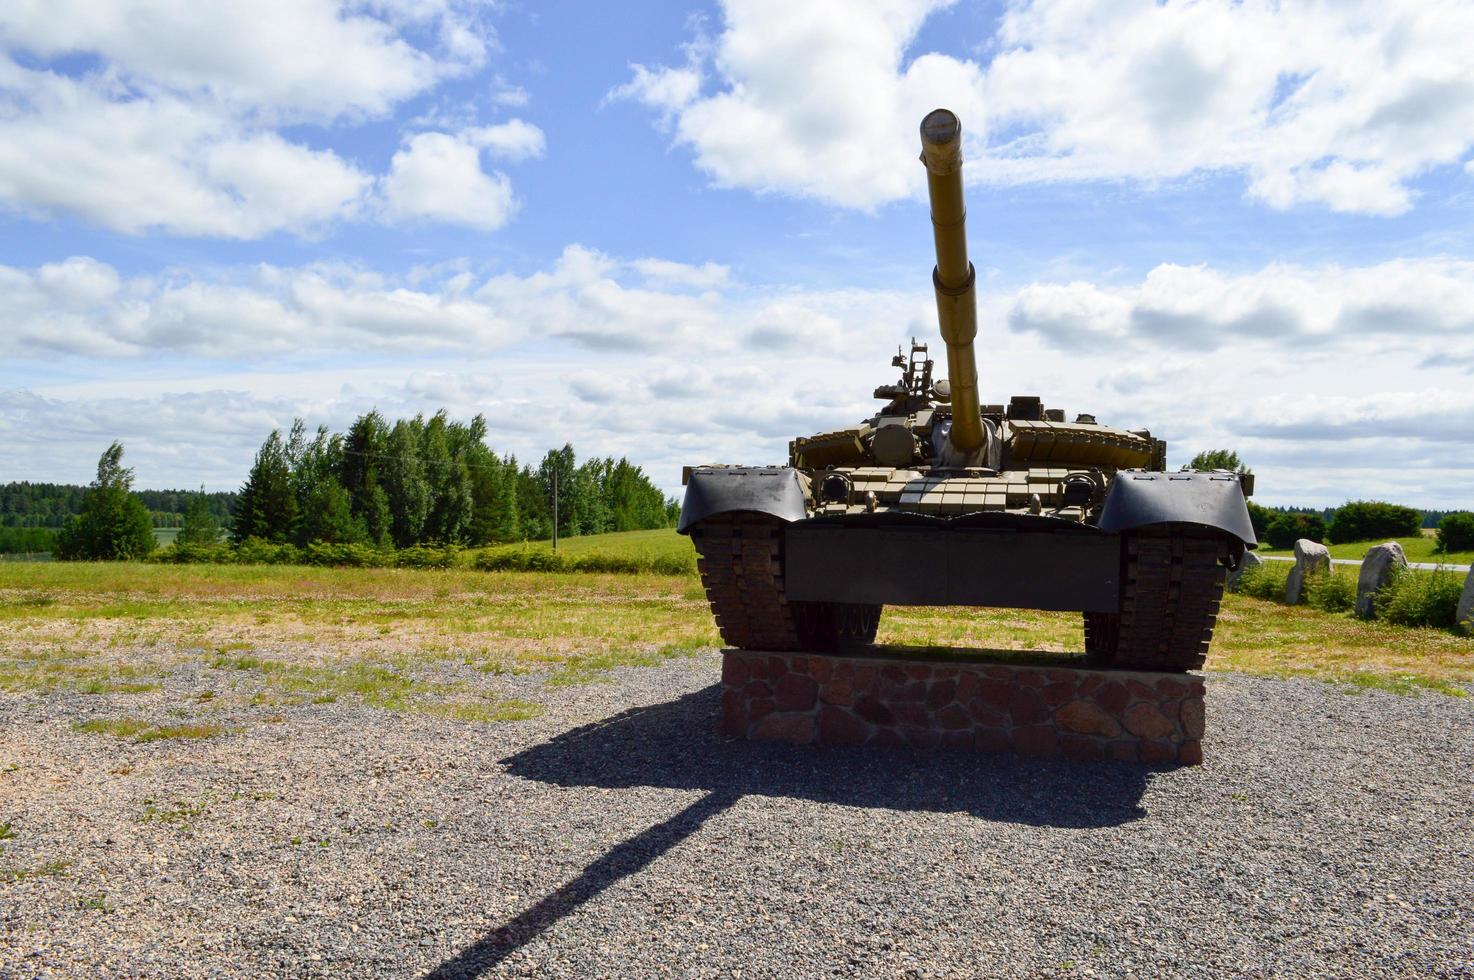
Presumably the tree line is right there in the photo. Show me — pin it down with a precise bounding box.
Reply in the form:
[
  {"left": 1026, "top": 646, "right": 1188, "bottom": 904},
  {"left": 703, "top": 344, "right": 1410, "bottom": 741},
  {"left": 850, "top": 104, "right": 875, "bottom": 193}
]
[
  {"left": 231, "top": 411, "right": 677, "bottom": 549},
  {"left": 1, "top": 482, "right": 235, "bottom": 529}
]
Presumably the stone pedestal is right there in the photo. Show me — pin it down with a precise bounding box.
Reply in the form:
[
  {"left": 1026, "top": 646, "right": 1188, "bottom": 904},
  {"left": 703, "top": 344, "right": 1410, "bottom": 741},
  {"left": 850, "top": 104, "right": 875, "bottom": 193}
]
[{"left": 720, "top": 650, "right": 1205, "bottom": 766}]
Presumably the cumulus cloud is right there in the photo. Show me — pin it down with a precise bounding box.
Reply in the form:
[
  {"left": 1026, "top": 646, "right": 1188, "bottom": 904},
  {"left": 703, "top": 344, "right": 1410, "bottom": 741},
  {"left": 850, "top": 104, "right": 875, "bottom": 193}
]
[
  {"left": 616, "top": 0, "right": 1474, "bottom": 215},
  {"left": 0, "top": 247, "right": 918, "bottom": 360},
  {"left": 381, "top": 132, "right": 518, "bottom": 229},
  {"left": 6, "top": 249, "right": 1473, "bottom": 505},
  {"left": 0, "top": 0, "right": 531, "bottom": 238},
  {"left": 1007, "top": 260, "right": 1474, "bottom": 353}
]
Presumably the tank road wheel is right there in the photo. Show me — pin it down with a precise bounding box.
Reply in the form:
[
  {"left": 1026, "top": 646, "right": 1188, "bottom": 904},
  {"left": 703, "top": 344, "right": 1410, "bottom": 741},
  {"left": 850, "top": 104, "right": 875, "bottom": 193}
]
[
  {"left": 688, "top": 515, "right": 881, "bottom": 652},
  {"left": 1085, "top": 528, "right": 1230, "bottom": 672}
]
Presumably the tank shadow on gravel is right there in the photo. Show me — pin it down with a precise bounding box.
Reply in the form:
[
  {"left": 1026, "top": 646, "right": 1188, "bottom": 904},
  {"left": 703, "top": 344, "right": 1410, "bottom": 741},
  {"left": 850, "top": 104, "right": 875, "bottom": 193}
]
[
  {"left": 428, "top": 683, "right": 1153, "bottom": 978},
  {"left": 500, "top": 683, "right": 1152, "bottom": 827}
]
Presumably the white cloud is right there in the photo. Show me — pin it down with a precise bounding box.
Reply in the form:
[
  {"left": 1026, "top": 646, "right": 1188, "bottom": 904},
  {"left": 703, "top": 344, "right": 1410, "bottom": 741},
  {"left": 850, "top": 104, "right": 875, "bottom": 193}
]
[
  {"left": 1007, "top": 260, "right": 1474, "bottom": 353},
  {"left": 380, "top": 131, "right": 520, "bottom": 229},
  {"left": 0, "top": 1, "right": 529, "bottom": 238},
  {"left": 0, "top": 0, "right": 485, "bottom": 120},
  {"left": 6, "top": 250, "right": 1474, "bottom": 506},
  {"left": 617, "top": 0, "right": 1474, "bottom": 215},
  {"left": 463, "top": 119, "right": 546, "bottom": 161}
]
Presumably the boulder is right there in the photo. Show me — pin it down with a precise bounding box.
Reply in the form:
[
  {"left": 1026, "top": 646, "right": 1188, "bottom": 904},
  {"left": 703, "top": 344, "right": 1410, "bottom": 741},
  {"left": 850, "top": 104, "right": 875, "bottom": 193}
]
[
  {"left": 1355, "top": 541, "right": 1407, "bottom": 618},
  {"left": 1284, "top": 539, "right": 1331, "bottom": 605},
  {"left": 1226, "top": 549, "right": 1263, "bottom": 591},
  {"left": 1459, "top": 566, "right": 1474, "bottom": 634}
]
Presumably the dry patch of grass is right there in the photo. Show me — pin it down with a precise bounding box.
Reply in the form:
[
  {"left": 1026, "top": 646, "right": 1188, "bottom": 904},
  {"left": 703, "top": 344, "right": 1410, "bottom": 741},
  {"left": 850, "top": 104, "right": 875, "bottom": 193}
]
[{"left": 73, "top": 718, "right": 226, "bottom": 743}]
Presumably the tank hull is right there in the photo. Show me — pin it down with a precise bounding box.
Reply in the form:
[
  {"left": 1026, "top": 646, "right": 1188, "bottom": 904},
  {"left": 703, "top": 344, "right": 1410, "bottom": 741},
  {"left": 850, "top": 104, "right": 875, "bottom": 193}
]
[{"left": 785, "top": 519, "right": 1120, "bottom": 611}]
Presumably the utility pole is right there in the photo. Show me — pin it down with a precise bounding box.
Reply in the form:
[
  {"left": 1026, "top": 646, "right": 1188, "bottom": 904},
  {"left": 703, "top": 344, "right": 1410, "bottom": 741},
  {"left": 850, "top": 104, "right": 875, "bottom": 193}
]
[{"left": 552, "top": 468, "right": 558, "bottom": 552}]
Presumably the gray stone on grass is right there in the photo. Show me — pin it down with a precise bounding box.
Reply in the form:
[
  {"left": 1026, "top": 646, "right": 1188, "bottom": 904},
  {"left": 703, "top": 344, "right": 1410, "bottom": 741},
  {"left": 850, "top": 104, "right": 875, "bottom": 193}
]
[
  {"left": 1226, "top": 549, "right": 1263, "bottom": 591},
  {"left": 1356, "top": 541, "right": 1407, "bottom": 618},
  {"left": 1459, "top": 566, "right": 1474, "bottom": 633},
  {"left": 1285, "top": 539, "right": 1331, "bottom": 605}
]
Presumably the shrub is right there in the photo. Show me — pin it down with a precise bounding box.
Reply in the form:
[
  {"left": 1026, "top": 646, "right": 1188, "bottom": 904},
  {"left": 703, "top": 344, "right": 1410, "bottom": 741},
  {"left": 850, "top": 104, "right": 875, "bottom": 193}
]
[
  {"left": 301, "top": 542, "right": 390, "bottom": 567},
  {"left": 1233, "top": 560, "right": 1289, "bottom": 601},
  {"left": 233, "top": 537, "right": 303, "bottom": 565},
  {"left": 1305, "top": 568, "right": 1356, "bottom": 613},
  {"left": 1327, "top": 500, "right": 1421, "bottom": 544},
  {"left": 393, "top": 545, "right": 462, "bottom": 570},
  {"left": 155, "top": 543, "right": 234, "bottom": 564},
  {"left": 1263, "top": 512, "right": 1327, "bottom": 550},
  {"left": 1435, "top": 512, "right": 1474, "bottom": 554},
  {"left": 1374, "top": 567, "right": 1464, "bottom": 629}
]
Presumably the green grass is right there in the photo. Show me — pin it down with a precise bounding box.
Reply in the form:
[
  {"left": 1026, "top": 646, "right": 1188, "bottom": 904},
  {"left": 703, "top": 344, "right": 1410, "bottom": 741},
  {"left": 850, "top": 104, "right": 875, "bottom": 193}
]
[
  {"left": 1, "top": 859, "right": 72, "bottom": 883},
  {"left": 1259, "top": 535, "right": 1474, "bottom": 566},
  {"left": 73, "top": 718, "right": 225, "bottom": 742},
  {"left": 3, "top": 557, "right": 1470, "bottom": 707},
  {"left": 476, "top": 528, "right": 696, "bottom": 575}
]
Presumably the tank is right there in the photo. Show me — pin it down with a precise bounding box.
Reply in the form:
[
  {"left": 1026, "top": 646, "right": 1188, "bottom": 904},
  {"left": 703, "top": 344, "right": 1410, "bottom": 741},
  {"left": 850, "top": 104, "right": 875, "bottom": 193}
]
[{"left": 677, "top": 108, "right": 1257, "bottom": 672}]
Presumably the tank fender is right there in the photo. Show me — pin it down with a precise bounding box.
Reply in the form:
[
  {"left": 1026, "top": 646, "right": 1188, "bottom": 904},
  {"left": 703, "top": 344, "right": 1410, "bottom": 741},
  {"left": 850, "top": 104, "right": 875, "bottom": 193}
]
[
  {"left": 677, "top": 467, "right": 809, "bottom": 534},
  {"left": 1098, "top": 471, "right": 1257, "bottom": 547}
]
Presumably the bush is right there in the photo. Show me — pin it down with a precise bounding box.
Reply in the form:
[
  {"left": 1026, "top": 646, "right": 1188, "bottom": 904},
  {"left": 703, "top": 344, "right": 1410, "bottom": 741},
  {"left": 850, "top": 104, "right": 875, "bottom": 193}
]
[
  {"left": 1327, "top": 500, "right": 1421, "bottom": 544},
  {"left": 1435, "top": 512, "right": 1474, "bottom": 553},
  {"left": 1263, "top": 512, "right": 1327, "bottom": 550},
  {"left": 1374, "top": 567, "right": 1464, "bottom": 629},
  {"left": 1305, "top": 568, "right": 1356, "bottom": 613},
  {"left": 301, "top": 542, "right": 391, "bottom": 567},
  {"left": 392, "top": 545, "right": 462, "bottom": 569},
  {"left": 1233, "top": 560, "right": 1289, "bottom": 601},
  {"left": 154, "top": 543, "right": 234, "bottom": 564},
  {"left": 233, "top": 537, "right": 303, "bottom": 565}
]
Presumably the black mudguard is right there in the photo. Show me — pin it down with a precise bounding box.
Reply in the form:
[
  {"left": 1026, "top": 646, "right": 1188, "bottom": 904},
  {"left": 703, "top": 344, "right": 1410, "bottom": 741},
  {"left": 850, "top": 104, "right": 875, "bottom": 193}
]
[
  {"left": 1098, "top": 471, "right": 1257, "bottom": 547},
  {"left": 677, "top": 467, "right": 808, "bottom": 534}
]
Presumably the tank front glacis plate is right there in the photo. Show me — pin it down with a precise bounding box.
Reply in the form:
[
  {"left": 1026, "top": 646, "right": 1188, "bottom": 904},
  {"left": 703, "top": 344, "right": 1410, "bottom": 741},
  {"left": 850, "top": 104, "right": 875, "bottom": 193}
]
[{"left": 811, "top": 464, "right": 1091, "bottom": 521}]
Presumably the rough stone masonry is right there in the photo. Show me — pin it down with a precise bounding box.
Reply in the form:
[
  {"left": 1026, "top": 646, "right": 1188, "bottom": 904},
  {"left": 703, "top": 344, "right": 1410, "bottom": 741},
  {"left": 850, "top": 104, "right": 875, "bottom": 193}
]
[{"left": 721, "top": 650, "right": 1205, "bottom": 766}]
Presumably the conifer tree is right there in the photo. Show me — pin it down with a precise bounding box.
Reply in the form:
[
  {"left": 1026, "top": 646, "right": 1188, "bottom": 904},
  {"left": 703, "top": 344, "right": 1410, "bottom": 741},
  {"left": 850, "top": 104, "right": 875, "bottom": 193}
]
[
  {"left": 176, "top": 485, "right": 221, "bottom": 546},
  {"left": 382, "top": 419, "right": 429, "bottom": 547},
  {"left": 232, "top": 430, "right": 297, "bottom": 543},
  {"left": 55, "top": 443, "right": 156, "bottom": 560}
]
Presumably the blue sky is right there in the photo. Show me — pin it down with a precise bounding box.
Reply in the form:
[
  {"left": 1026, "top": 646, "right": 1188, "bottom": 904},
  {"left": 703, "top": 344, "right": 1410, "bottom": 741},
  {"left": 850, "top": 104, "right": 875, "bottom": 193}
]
[{"left": 2, "top": 0, "right": 1473, "bottom": 507}]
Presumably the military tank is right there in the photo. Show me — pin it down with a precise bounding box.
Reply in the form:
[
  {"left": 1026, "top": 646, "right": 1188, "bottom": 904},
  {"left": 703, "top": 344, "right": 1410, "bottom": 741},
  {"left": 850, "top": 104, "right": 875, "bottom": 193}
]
[{"left": 678, "top": 108, "right": 1256, "bottom": 672}]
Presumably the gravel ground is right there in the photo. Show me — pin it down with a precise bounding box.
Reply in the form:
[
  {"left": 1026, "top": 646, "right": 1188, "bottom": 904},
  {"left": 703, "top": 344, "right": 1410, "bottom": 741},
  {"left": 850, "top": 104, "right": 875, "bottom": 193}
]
[{"left": 2, "top": 652, "right": 1472, "bottom": 979}]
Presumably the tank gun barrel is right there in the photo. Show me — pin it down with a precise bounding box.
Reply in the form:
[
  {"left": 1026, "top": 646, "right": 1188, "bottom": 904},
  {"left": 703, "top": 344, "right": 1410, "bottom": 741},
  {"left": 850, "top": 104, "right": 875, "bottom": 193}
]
[{"left": 919, "top": 108, "right": 984, "bottom": 454}]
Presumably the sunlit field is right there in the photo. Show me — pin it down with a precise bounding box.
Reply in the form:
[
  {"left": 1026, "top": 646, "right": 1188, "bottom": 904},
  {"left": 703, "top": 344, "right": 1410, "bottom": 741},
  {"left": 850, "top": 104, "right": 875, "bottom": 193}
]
[{"left": 3, "top": 558, "right": 1469, "bottom": 724}]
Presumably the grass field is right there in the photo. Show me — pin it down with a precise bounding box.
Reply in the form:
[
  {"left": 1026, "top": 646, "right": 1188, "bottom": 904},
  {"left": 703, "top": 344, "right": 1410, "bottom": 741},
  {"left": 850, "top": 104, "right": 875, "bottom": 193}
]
[
  {"left": 1, "top": 557, "right": 1469, "bottom": 723},
  {"left": 479, "top": 527, "right": 696, "bottom": 572},
  {"left": 1259, "top": 534, "right": 1474, "bottom": 566}
]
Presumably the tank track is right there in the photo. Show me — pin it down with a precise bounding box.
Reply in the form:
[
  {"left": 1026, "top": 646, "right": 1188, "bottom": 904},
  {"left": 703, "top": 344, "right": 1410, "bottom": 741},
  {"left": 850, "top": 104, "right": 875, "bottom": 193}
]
[
  {"left": 1085, "top": 529, "right": 1228, "bottom": 672},
  {"left": 689, "top": 514, "right": 880, "bottom": 652}
]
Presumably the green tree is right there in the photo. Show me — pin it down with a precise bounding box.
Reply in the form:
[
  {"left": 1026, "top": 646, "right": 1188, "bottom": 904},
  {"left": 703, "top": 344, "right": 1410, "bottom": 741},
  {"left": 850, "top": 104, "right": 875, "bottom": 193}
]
[
  {"left": 1434, "top": 512, "right": 1474, "bottom": 553},
  {"left": 291, "top": 425, "right": 362, "bottom": 545},
  {"left": 233, "top": 430, "right": 298, "bottom": 543},
  {"left": 55, "top": 443, "right": 156, "bottom": 560},
  {"left": 341, "top": 411, "right": 391, "bottom": 546},
  {"left": 382, "top": 418, "right": 429, "bottom": 547},
  {"left": 1187, "top": 449, "right": 1250, "bottom": 473},
  {"left": 176, "top": 486, "right": 221, "bottom": 546},
  {"left": 422, "top": 412, "right": 473, "bottom": 543},
  {"left": 1327, "top": 500, "right": 1422, "bottom": 544},
  {"left": 1264, "top": 512, "right": 1327, "bottom": 549},
  {"left": 537, "top": 445, "right": 579, "bottom": 540}
]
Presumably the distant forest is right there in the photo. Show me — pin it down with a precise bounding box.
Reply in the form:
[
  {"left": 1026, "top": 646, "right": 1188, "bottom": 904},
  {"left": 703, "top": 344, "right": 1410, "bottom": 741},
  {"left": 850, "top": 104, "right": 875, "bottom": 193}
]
[
  {"left": 231, "top": 412, "right": 677, "bottom": 549},
  {"left": 2, "top": 483, "right": 236, "bottom": 529},
  {"left": 2, "top": 410, "right": 677, "bottom": 555}
]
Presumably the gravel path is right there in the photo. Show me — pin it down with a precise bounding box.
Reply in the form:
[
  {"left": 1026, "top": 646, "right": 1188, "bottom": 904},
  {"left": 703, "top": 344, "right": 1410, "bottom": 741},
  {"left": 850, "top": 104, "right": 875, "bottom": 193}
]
[{"left": 2, "top": 653, "right": 1472, "bottom": 978}]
